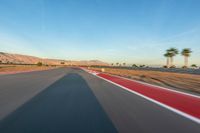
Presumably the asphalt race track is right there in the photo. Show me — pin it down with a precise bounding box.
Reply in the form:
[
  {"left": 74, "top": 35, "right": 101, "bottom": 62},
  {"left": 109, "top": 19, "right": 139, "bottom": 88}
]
[{"left": 0, "top": 67, "right": 200, "bottom": 133}]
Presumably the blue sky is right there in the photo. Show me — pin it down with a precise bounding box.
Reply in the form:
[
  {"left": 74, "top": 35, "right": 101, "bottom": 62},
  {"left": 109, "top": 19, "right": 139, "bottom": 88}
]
[{"left": 0, "top": 0, "right": 200, "bottom": 65}]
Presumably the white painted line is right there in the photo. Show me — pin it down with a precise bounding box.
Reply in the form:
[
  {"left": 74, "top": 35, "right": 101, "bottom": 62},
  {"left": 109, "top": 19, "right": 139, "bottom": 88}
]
[
  {"left": 79, "top": 66, "right": 200, "bottom": 124},
  {"left": 82, "top": 68, "right": 199, "bottom": 98},
  {"left": 94, "top": 75, "right": 200, "bottom": 124},
  {"left": 80, "top": 68, "right": 200, "bottom": 123}
]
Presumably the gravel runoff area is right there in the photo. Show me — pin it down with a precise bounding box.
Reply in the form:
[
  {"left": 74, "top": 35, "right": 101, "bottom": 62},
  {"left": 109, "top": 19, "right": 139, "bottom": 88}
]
[{"left": 0, "top": 65, "right": 59, "bottom": 75}]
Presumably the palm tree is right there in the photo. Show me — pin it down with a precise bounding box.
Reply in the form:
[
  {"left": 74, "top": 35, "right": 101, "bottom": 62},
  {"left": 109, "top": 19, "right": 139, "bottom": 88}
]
[
  {"left": 166, "top": 48, "right": 179, "bottom": 67},
  {"left": 181, "top": 48, "right": 192, "bottom": 68},
  {"left": 191, "top": 64, "right": 197, "bottom": 68},
  {"left": 164, "top": 52, "right": 171, "bottom": 68},
  {"left": 132, "top": 64, "right": 137, "bottom": 67},
  {"left": 123, "top": 63, "right": 126, "bottom": 66},
  {"left": 116, "top": 62, "right": 119, "bottom": 66},
  {"left": 37, "top": 62, "right": 43, "bottom": 66},
  {"left": 139, "top": 65, "right": 145, "bottom": 68}
]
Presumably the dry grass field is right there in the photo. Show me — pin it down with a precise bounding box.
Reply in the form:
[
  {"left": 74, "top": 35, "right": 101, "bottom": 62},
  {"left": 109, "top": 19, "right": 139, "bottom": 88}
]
[
  {"left": 90, "top": 67, "right": 200, "bottom": 94},
  {"left": 0, "top": 65, "right": 57, "bottom": 75}
]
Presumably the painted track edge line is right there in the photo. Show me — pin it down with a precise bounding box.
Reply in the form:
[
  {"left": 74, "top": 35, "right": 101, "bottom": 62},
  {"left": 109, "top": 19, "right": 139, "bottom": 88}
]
[
  {"left": 81, "top": 68, "right": 200, "bottom": 98},
  {"left": 103, "top": 73, "right": 200, "bottom": 99},
  {"left": 92, "top": 74, "right": 200, "bottom": 124}
]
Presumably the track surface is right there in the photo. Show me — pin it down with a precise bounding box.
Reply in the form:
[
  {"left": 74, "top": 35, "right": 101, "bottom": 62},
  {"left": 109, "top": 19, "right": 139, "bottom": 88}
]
[{"left": 0, "top": 68, "right": 200, "bottom": 133}]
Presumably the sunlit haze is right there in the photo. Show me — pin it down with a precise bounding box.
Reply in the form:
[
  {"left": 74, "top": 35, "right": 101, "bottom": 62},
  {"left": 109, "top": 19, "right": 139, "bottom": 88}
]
[{"left": 0, "top": 0, "right": 200, "bottom": 66}]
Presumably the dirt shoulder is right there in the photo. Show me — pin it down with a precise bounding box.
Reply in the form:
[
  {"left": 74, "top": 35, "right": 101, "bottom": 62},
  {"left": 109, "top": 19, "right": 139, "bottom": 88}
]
[
  {"left": 90, "top": 67, "right": 200, "bottom": 95},
  {"left": 0, "top": 65, "right": 59, "bottom": 75}
]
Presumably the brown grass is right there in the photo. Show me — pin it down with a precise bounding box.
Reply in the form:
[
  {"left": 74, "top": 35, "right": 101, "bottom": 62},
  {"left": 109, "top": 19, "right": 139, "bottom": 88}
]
[
  {"left": 0, "top": 65, "right": 57, "bottom": 74},
  {"left": 90, "top": 67, "right": 200, "bottom": 94}
]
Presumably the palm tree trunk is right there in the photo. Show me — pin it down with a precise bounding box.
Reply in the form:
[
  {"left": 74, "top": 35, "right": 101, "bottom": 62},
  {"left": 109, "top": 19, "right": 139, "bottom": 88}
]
[
  {"left": 166, "top": 57, "right": 169, "bottom": 68},
  {"left": 170, "top": 57, "right": 173, "bottom": 67},
  {"left": 185, "top": 56, "right": 188, "bottom": 67}
]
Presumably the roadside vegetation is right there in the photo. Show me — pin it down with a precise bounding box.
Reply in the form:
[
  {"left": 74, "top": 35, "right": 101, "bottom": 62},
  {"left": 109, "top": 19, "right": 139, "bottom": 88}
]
[
  {"left": 163, "top": 48, "right": 193, "bottom": 68},
  {"left": 110, "top": 47, "right": 198, "bottom": 69},
  {"left": 181, "top": 48, "right": 192, "bottom": 68},
  {"left": 37, "top": 62, "right": 43, "bottom": 66},
  {"left": 0, "top": 63, "right": 58, "bottom": 74},
  {"left": 89, "top": 47, "right": 199, "bottom": 94}
]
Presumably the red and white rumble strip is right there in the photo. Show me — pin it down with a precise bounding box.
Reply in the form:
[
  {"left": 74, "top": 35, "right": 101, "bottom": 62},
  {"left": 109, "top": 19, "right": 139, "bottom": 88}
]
[{"left": 81, "top": 67, "right": 200, "bottom": 124}]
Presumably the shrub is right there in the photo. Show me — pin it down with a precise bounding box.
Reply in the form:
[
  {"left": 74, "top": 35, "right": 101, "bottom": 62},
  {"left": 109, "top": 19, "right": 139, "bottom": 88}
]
[
  {"left": 139, "top": 65, "right": 145, "bottom": 68},
  {"left": 191, "top": 64, "right": 197, "bottom": 68},
  {"left": 163, "top": 65, "right": 168, "bottom": 68},
  {"left": 182, "top": 66, "right": 187, "bottom": 69},
  {"left": 170, "top": 65, "right": 176, "bottom": 68},
  {"left": 37, "top": 62, "right": 42, "bottom": 66},
  {"left": 132, "top": 64, "right": 138, "bottom": 67},
  {"left": 60, "top": 62, "right": 65, "bottom": 65}
]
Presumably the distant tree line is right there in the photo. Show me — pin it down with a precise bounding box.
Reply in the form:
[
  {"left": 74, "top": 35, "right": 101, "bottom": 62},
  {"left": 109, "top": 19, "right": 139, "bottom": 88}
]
[
  {"left": 110, "top": 63, "right": 147, "bottom": 68},
  {"left": 110, "top": 47, "right": 198, "bottom": 69},
  {"left": 36, "top": 62, "right": 43, "bottom": 66}
]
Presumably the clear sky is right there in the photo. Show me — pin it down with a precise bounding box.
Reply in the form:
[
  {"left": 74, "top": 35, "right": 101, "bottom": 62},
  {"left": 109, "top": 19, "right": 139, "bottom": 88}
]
[{"left": 0, "top": 0, "right": 200, "bottom": 66}]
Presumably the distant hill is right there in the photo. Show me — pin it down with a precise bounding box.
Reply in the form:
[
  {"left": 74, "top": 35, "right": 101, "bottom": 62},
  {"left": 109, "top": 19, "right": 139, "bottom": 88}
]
[{"left": 0, "top": 52, "right": 109, "bottom": 66}]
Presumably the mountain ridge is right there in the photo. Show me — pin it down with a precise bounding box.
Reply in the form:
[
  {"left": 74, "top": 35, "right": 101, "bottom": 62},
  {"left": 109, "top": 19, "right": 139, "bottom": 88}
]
[{"left": 0, "top": 52, "right": 109, "bottom": 66}]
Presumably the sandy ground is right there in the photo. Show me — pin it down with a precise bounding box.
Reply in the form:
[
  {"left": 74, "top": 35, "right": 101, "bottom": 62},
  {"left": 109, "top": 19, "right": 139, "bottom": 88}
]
[
  {"left": 0, "top": 65, "right": 58, "bottom": 75},
  {"left": 90, "top": 67, "right": 200, "bottom": 94}
]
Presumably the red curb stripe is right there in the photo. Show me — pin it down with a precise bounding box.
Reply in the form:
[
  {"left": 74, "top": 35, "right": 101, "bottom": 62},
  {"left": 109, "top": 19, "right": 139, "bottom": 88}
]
[{"left": 97, "top": 73, "right": 200, "bottom": 119}]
